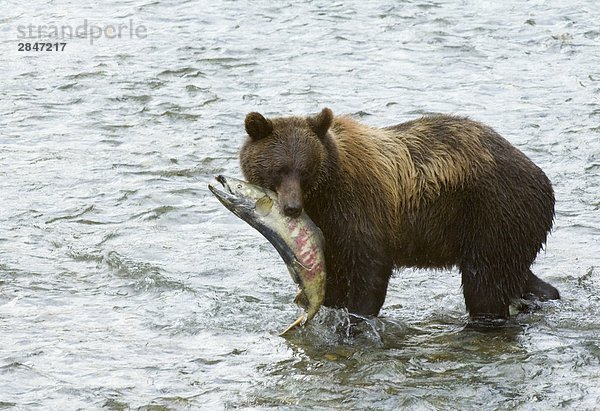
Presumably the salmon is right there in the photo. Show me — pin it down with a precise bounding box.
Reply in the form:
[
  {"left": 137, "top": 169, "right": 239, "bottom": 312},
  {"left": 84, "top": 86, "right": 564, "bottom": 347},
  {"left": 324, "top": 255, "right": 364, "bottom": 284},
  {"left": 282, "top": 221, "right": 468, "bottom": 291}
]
[{"left": 208, "top": 175, "right": 326, "bottom": 335}]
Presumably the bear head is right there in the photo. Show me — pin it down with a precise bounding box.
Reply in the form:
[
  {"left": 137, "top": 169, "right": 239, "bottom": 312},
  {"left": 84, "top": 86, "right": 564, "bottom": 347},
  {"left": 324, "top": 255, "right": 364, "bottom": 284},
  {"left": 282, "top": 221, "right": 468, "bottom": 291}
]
[{"left": 239, "top": 108, "right": 333, "bottom": 218}]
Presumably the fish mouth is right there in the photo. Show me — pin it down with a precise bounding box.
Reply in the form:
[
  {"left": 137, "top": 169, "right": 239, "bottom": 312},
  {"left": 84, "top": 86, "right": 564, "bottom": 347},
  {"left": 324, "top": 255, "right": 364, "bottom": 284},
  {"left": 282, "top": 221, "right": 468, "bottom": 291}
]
[
  {"left": 215, "top": 174, "right": 232, "bottom": 193},
  {"left": 208, "top": 175, "right": 240, "bottom": 205},
  {"left": 208, "top": 175, "right": 247, "bottom": 213},
  {"left": 208, "top": 174, "right": 232, "bottom": 197}
]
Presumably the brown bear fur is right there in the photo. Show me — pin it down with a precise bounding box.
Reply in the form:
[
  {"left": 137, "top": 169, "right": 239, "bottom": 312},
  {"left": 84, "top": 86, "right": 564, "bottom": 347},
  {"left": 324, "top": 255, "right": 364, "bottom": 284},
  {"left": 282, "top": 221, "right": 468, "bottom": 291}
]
[{"left": 239, "top": 108, "right": 559, "bottom": 323}]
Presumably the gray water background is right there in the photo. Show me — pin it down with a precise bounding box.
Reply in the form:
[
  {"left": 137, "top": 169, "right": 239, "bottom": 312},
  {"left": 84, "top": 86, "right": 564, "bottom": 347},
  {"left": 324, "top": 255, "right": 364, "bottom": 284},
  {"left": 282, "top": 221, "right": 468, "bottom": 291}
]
[{"left": 1, "top": 0, "right": 599, "bottom": 409}]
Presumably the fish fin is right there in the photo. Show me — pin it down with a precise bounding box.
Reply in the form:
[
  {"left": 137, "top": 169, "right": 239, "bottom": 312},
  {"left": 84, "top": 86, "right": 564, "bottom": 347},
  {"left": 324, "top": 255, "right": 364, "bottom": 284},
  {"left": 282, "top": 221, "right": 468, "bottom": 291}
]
[
  {"left": 279, "top": 313, "right": 307, "bottom": 336},
  {"left": 254, "top": 195, "right": 273, "bottom": 216},
  {"left": 294, "top": 290, "right": 309, "bottom": 309},
  {"left": 293, "top": 257, "right": 312, "bottom": 271}
]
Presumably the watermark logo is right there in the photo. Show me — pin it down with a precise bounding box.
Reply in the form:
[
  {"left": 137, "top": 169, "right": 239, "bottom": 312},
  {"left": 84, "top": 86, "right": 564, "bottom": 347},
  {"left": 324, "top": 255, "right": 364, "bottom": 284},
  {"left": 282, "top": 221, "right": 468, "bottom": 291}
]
[{"left": 17, "top": 19, "right": 148, "bottom": 45}]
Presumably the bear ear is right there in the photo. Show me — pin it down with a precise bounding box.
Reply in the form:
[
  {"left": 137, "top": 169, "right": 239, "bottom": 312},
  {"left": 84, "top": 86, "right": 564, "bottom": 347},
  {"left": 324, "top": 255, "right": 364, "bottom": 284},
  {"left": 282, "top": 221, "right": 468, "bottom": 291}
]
[
  {"left": 308, "top": 108, "right": 333, "bottom": 139},
  {"left": 245, "top": 112, "right": 273, "bottom": 141}
]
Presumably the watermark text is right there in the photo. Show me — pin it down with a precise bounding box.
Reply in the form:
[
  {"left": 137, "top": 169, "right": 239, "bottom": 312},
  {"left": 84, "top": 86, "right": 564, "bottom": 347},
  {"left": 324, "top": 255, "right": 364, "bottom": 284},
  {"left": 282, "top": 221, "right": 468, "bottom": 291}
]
[{"left": 17, "top": 19, "right": 148, "bottom": 45}]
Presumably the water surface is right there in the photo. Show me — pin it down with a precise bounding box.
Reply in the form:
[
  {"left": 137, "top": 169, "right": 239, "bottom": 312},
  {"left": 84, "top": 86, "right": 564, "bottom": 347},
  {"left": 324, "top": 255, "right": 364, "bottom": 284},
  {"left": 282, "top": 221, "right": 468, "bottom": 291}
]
[{"left": 1, "top": 0, "right": 599, "bottom": 409}]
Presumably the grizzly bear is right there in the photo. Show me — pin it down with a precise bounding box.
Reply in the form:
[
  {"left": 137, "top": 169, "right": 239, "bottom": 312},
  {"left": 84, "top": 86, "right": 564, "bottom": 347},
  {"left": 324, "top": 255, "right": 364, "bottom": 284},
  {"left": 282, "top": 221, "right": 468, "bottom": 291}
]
[{"left": 239, "top": 108, "right": 559, "bottom": 324}]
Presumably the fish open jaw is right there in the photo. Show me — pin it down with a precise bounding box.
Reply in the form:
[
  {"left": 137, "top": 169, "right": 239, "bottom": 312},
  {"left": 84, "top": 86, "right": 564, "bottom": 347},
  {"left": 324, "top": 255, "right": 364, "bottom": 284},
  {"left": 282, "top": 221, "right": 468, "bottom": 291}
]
[
  {"left": 208, "top": 175, "right": 255, "bottom": 217},
  {"left": 208, "top": 175, "right": 235, "bottom": 199},
  {"left": 215, "top": 175, "right": 233, "bottom": 194}
]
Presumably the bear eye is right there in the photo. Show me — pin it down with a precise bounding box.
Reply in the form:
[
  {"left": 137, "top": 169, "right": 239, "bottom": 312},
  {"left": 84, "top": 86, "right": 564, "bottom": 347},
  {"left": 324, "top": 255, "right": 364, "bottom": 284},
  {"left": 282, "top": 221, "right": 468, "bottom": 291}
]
[{"left": 276, "top": 166, "right": 290, "bottom": 176}]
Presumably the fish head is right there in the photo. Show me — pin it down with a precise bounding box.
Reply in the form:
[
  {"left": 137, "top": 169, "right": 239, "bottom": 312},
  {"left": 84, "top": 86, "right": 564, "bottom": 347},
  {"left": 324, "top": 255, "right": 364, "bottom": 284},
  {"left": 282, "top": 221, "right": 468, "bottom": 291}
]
[{"left": 208, "top": 175, "right": 278, "bottom": 220}]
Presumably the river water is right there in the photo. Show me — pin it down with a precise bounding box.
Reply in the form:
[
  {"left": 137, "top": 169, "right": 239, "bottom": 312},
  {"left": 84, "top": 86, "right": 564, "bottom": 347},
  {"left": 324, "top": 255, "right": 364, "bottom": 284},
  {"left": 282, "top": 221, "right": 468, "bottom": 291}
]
[{"left": 1, "top": 0, "right": 599, "bottom": 409}]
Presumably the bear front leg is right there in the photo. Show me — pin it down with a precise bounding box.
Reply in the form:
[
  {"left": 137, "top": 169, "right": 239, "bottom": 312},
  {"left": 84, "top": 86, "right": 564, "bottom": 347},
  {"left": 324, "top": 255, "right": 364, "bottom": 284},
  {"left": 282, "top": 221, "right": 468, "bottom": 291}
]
[
  {"left": 323, "top": 262, "right": 350, "bottom": 310},
  {"left": 346, "top": 259, "right": 393, "bottom": 318}
]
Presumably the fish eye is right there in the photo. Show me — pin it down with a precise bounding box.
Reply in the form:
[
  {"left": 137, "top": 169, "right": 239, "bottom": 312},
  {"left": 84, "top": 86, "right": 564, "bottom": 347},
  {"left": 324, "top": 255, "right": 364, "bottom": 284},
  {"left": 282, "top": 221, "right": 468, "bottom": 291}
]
[{"left": 237, "top": 184, "right": 242, "bottom": 189}]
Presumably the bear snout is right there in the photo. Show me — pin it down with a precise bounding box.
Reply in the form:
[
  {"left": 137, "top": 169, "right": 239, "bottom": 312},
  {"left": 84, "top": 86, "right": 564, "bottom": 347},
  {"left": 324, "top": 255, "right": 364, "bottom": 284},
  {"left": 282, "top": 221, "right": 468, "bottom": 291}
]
[{"left": 278, "top": 178, "right": 303, "bottom": 218}]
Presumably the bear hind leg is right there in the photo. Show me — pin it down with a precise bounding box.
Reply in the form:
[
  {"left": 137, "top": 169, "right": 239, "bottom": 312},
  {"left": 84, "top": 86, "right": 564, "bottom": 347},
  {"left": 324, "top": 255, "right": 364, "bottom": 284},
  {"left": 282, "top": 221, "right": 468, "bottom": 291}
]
[
  {"left": 460, "top": 262, "right": 513, "bottom": 324},
  {"left": 522, "top": 269, "right": 560, "bottom": 301}
]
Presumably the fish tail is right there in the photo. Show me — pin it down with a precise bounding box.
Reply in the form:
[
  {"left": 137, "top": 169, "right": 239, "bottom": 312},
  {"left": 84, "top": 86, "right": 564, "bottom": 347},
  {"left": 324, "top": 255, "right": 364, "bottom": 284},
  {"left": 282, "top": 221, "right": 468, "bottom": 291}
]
[{"left": 279, "top": 313, "right": 307, "bottom": 336}]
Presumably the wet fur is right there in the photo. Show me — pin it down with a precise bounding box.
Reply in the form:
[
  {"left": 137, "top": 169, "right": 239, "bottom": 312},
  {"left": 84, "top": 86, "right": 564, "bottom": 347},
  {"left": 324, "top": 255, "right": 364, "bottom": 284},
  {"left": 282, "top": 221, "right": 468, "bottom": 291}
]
[{"left": 240, "top": 109, "right": 559, "bottom": 322}]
